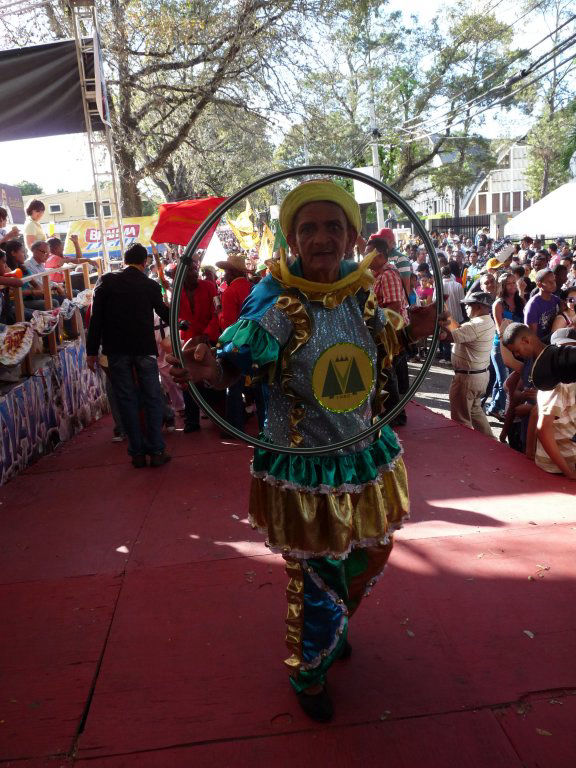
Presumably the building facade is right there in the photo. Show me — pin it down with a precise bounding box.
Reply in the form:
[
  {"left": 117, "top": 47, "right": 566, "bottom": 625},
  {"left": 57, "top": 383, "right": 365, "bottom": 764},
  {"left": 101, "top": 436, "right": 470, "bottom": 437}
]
[
  {"left": 462, "top": 142, "right": 532, "bottom": 217},
  {"left": 406, "top": 140, "right": 532, "bottom": 223},
  {"left": 22, "top": 183, "right": 117, "bottom": 238}
]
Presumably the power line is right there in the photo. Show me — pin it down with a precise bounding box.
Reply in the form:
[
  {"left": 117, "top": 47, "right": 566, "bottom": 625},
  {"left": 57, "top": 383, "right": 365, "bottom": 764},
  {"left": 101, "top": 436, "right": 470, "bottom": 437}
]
[
  {"left": 404, "top": 48, "right": 576, "bottom": 145},
  {"left": 402, "top": 12, "right": 576, "bottom": 133},
  {"left": 0, "top": 0, "right": 48, "bottom": 13},
  {"left": 404, "top": 28, "right": 576, "bottom": 137},
  {"left": 391, "top": 0, "right": 549, "bottom": 108}
]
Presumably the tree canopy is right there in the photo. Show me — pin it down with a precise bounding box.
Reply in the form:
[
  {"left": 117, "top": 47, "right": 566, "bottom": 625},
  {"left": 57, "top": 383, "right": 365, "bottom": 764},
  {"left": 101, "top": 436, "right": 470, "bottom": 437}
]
[
  {"left": 1, "top": 0, "right": 574, "bottom": 212},
  {"left": 16, "top": 181, "right": 43, "bottom": 195}
]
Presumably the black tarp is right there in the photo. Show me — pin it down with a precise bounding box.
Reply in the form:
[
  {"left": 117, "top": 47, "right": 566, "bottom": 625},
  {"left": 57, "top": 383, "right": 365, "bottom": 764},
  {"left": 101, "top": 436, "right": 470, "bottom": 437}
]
[{"left": 0, "top": 39, "right": 105, "bottom": 142}]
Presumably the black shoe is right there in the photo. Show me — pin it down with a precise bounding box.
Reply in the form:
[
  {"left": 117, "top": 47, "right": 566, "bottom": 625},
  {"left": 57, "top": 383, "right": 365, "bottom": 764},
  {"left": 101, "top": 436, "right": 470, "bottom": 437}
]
[
  {"left": 149, "top": 451, "right": 171, "bottom": 467},
  {"left": 339, "top": 640, "right": 352, "bottom": 660},
  {"left": 131, "top": 454, "right": 147, "bottom": 469},
  {"left": 296, "top": 685, "right": 333, "bottom": 722},
  {"left": 183, "top": 423, "right": 200, "bottom": 433}
]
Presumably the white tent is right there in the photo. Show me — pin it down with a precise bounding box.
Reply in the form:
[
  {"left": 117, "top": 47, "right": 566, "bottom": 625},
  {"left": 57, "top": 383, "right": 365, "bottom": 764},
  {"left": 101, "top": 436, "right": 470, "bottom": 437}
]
[
  {"left": 201, "top": 232, "right": 227, "bottom": 267},
  {"left": 504, "top": 181, "right": 576, "bottom": 238}
]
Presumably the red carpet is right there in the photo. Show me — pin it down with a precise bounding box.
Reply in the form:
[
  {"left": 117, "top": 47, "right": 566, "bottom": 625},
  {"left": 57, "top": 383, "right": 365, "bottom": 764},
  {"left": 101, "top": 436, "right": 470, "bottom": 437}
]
[{"left": 1, "top": 403, "right": 575, "bottom": 767}]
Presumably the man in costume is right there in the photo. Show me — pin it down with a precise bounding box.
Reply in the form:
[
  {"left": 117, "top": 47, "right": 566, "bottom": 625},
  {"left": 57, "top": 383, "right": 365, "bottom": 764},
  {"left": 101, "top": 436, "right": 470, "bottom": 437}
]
[{"left": 169, "top": 181, "right": 439, "bottom": 721}]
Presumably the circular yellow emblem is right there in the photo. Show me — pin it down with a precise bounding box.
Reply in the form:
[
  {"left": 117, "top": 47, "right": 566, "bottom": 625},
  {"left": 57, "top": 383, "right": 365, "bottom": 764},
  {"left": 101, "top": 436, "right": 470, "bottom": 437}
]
[{"left": 312, "top": 342, "right": 374, "bottom": 413}]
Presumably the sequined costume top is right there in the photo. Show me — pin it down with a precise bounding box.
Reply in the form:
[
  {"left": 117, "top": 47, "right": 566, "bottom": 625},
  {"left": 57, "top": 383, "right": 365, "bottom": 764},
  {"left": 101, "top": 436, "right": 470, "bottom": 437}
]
[{"left": 219, "top": 257, "right": 410, "bottom": 560}]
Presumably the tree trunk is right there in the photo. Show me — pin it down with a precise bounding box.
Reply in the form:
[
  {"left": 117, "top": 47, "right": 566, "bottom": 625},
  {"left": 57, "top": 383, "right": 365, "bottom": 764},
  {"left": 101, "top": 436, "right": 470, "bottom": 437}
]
[
  {"left": 116, "top": 145, "right": 143, "bottom": 216},
  {"left": 454, "top": 190, "right": 461, "bottom": 219},
  {"left": 540, "top": 160, "right": 550, "bottom": 199}
]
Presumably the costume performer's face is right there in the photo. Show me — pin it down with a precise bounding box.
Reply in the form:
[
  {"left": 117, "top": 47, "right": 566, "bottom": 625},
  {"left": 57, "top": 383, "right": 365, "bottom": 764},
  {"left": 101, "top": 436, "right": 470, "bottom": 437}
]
[{"left": 287, "top": 201, "right": 357, "bottom": 284}]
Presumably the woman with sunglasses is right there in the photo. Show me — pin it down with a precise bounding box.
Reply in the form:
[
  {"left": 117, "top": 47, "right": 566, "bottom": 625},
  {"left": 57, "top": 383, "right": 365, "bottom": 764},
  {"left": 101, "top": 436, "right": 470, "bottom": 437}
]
[{"left": 551, "top": 286, "right": 576, "bottom": 332}]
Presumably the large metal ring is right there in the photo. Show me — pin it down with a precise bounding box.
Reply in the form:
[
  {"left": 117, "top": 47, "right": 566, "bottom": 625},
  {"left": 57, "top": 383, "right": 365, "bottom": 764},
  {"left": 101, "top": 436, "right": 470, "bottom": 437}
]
[{"left": 169, "top": 165, "right": 443, "bottom": 455}]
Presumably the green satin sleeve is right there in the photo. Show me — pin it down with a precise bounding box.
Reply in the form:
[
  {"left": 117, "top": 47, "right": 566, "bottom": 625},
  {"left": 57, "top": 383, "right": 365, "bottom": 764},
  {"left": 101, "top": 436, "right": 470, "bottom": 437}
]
[{"left": 219, "top": 318, "right": 280, "bottom": 368}]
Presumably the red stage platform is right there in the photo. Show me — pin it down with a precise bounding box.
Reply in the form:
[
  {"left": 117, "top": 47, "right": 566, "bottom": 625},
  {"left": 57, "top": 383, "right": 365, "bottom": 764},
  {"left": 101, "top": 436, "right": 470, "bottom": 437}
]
[{"left": 1, "top": 404, "right": 575, "bottom": 767}]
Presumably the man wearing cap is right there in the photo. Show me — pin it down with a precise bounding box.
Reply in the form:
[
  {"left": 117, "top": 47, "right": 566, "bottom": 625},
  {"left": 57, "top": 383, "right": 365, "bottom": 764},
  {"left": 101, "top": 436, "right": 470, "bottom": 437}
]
[
  {"left": 169, "top": 179, "right": 439, "bottom": 722},
  {"left": 442, "top": 292, "right": 495, "bottom": 437},
  {"left": 215, "top": 252, "right": 253, "bottom": 432},
  {"left": 466, "top": 256, "right": 502, "bottom": 297},
  {"left": 363, "top": 228, "right": 411, "bottom": 296},
  {"left": 216, "top": 252, "right": 252, "bottom": 332},
  {"left": 367, "top": 232, "right": 410, "bottom": 425}
]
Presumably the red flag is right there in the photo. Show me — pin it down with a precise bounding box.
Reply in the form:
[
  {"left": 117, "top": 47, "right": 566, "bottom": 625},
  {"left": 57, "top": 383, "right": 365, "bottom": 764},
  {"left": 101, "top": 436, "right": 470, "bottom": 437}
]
[{"left": 151, "top": 197, "right": 227, "bottom": 247}]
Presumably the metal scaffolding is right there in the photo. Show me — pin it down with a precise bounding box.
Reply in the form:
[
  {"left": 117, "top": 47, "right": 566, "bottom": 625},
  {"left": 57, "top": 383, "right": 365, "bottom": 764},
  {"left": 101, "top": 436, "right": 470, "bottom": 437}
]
[{"left": 68, "top": 0, "right": 124, "bottom": 270}]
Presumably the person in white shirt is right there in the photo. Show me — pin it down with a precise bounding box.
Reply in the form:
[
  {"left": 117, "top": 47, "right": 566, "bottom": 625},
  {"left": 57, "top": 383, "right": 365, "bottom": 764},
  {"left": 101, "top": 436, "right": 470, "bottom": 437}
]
[
  {"left": 442, "top": 292, "right": 495, "bottom": 436},
  {"left": 23, "top": 199, "right": 46, "bottom": 254},
  {"left": 436, "top": 265, "right": 464, "bottom": 361}
]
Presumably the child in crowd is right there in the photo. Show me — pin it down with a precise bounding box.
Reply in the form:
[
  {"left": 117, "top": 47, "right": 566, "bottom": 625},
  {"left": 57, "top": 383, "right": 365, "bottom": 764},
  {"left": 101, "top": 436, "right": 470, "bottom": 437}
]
[{"left": 416, "top": 272, "right": 434, "bottom": 305}]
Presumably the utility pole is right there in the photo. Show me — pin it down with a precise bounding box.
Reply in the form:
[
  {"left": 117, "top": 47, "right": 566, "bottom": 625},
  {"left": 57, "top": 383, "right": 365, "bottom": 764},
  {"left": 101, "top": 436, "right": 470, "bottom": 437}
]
[{"left": 369, "top": 101, "right": 385, "bottom": 229}]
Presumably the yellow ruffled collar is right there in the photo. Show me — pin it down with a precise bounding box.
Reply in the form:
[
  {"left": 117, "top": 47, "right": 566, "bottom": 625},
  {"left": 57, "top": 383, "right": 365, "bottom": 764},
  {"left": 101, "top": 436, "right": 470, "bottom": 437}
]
[{"left": 267, "top": 252, "right": 375, "bottom": 308}]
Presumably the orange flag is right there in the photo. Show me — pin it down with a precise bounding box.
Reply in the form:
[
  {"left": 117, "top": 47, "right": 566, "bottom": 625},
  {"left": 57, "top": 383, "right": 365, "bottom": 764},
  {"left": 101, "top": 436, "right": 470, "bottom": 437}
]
[{"left": 151, "top": 197, "right": 227, "bottom": 247}]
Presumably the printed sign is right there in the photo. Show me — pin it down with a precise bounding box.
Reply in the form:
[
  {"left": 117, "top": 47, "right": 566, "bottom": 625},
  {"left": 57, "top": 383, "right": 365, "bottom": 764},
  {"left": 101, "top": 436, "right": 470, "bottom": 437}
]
[
  {"left": 64, "top": 216, "right": 158, "bottom": 259},
  {"left": 0, "top": 182, "right": 25, "bottom": 225},
  {"left": 312, "top": 342, "right": 374, "bottom": 413}
]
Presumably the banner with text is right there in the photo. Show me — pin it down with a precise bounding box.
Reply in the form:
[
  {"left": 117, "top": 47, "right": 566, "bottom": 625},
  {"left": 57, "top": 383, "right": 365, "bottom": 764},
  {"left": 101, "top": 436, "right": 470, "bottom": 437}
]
[{"left": 63, "top": 216, "right": 158, "bottom": 259}]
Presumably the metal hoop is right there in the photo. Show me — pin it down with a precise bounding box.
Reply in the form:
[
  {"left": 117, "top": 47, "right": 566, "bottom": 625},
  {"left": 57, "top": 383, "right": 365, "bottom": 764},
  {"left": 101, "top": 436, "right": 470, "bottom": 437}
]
[{"left": 169, "top": 165, "right": 443, "bottom": 455}]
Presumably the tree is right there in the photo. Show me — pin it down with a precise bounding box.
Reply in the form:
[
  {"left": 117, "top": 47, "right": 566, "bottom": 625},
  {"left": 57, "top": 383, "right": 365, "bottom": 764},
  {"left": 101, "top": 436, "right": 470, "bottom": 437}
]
[
  {"left": 149, "top": 103, "right": 275, "bottom": 205},
  {"left": 16, "top": 180, "right": 43, "bottom": 195},
  {"left": 520, "top": 0, "right": 576, "bottom": 198},
  {"left": 274, "top": 1, "right": 521, "bottom": 200},
  {"left": 2, "top": 0, "right": 339, "bottom": 214},
  {"left": 526, "top": 105, "right": 575, "bottom": 200}
]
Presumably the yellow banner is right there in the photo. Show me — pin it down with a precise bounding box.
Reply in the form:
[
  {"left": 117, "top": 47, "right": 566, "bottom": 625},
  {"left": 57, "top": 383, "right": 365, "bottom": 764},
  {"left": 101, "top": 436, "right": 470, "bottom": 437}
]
[
  {"left": 227, "top": 201, "right": 260, "bottom": 250},
  {"left": 258, "top": 224, "right": 274, "bottom": 263},
  {"left": 63, "top": 216, "right": 158, "bottom": 257}
]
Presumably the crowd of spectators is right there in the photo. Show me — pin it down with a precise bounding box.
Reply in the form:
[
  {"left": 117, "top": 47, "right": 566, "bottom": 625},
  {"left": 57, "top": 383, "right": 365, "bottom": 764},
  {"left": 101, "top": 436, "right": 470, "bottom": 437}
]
[
  {"left": 372, "top": 226, "right": 576, "bottom": 481},
  {"left": 1, "top": 197, "right": 575, "bottom": 480}
]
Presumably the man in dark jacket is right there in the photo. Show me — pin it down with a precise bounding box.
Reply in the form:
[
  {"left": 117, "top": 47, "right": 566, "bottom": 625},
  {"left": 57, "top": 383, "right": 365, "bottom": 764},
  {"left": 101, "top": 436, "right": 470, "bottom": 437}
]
[{"left": 86, "top": 243, "right": 170, "bottom": 468}]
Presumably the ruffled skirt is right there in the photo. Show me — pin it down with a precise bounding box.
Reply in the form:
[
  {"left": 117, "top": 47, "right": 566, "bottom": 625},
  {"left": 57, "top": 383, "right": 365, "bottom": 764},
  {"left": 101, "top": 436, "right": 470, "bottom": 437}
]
[{"left": 249, "top": 427, "right": 409, "bottom": 559}]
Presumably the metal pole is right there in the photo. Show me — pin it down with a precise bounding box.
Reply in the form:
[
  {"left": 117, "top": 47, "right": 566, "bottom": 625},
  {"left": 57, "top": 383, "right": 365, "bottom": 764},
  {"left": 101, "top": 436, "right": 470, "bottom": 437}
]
[
  {"left": 68, "top": 3, "right": 110, "bottom": 271},
  {"left": 369, "top": 101, "right": 385, "bottom": 229},
  {"left": 90, "top": 2, "right": 125, "bottom": 260}
]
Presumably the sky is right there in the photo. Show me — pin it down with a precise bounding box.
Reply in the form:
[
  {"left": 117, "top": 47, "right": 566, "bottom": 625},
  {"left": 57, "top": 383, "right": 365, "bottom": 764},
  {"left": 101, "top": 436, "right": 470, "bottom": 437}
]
[{"left": 0, "top": 0, "right": 568, "bottom": 195}]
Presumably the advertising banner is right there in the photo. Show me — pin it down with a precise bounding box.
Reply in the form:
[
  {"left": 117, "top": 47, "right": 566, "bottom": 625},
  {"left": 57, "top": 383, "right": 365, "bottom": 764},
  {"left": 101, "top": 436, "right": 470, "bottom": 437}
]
[
  {"left": 0, "top": 182, "right": 25, "bottom": 225},
  {"left": 63, "top": 216, "right": 158, "bottom": 259}
]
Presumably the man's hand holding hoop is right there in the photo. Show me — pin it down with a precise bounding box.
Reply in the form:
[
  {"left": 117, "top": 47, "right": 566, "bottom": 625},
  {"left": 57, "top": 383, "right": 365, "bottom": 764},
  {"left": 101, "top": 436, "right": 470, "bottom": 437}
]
[{"left": 167, "top": 342, "right": 218, "bottom": 388}]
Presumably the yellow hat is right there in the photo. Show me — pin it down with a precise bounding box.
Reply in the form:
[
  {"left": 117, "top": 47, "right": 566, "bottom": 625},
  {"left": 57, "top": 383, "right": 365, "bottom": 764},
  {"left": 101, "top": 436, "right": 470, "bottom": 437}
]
[
  {"left": 279, "top": 180, "right": 362, "bottom": 237},
  {"left": 485, "top": 257, "right": 501, "bottom": 269}
]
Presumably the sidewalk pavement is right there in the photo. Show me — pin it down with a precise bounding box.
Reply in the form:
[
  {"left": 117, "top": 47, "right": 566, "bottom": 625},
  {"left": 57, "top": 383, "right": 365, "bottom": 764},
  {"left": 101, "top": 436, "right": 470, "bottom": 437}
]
[{"left": 1, "top": 403, "right": 575, "bottom": 767}]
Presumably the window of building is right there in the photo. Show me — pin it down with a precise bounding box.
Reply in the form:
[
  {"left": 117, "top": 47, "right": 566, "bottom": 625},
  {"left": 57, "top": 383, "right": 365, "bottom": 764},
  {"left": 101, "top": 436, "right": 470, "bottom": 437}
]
[
  {"left": 480, "top": 180, "right": 489, "bottom": 193},
  {"left": 48, "top": 203, "right": 62, "bottom": 214},
  {"left": 523, "top": 192, "right": 531, "bottom": 209},
  {"left": 498, "top": 153, "right": 510, "bottom": 169},
  {"left": 84, "top": 200, "right": 111, "bottom": 218},
  {"left": 478, "top": 194, "right": 487, "bottom": 214},
  {"left": 502, "top": 192, "right": 510, "bottom": 212},
  {"left": 468, "top": 198, "right": 476, "bottom": 215},
  {"left": 492, "top": 193, "right": 500, "bottom": 213},
  {"left": 513, "top": 191, "right": 521, "bottom": 211}
]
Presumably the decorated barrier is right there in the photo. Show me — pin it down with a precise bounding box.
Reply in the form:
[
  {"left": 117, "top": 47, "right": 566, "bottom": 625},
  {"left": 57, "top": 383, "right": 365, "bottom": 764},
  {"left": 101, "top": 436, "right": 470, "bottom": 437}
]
[{"left": 0, "top": 340, "right": 108, "bottom": 485}]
